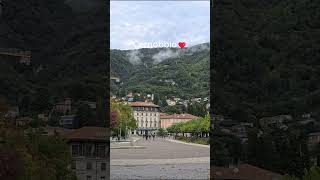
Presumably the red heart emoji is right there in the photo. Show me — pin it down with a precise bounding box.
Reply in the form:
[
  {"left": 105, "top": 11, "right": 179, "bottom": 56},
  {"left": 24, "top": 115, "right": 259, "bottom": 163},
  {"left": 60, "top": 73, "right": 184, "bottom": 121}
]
[{"left": 178, "top": 42, "right": 186, "bottom": 48}]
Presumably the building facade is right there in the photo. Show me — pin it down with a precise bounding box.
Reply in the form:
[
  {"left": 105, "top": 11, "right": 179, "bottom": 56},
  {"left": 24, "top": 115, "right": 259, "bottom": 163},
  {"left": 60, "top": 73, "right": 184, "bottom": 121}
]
[
  {"left": 160, "top": 113, "right": 199, "bottom": 129},
  {"left": 59, "top": 115, "right": 76, "bottom": 129},
  {"left": 53, "top": 98, "right": 72, "bottom": 114},
  {"left": 67, "top": 127, "right": 109, "bottom": 180},
  {"left": 129, "top": 102, "right": 160, "bottom": 134}
]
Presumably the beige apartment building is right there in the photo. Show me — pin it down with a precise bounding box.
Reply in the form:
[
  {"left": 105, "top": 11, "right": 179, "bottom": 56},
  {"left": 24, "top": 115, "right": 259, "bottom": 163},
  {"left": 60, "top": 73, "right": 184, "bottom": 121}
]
[{"left": 129, "top": 102, "right": 160, "bottom": 134}]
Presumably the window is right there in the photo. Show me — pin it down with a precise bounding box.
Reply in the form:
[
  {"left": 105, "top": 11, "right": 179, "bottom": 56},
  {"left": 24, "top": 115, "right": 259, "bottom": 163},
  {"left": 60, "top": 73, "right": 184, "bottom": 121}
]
[
  {"left": 72, "top": 144, "right": 83, "bottom": 156},
  {"left": 101, "top": 163, "right": 106, "bottom": 171},
  {"left": 142, "top": 113, "right": 143, "bottom": 115},
  {"left": 86, "top": 162, "right": 92, "bottom": 170},
  {"left": 85, "top": 144, "right": 94, "bottom": 157},
  {"left": 97, "top": 145, "right": 106, "bottom": 157},
  {"left": 86, "top": 176, "right": 91, "bottom": 180},
  {"left": 71, "top": 144, "right": 78, "bottom": 156},
  {"left": 71, "top": 161, "right": 76, "bottom": 169}
]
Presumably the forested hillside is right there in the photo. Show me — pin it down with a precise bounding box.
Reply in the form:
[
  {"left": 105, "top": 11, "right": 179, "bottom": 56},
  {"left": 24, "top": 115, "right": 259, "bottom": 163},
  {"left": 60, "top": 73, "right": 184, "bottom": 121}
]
[
  {"left": 212, "top": 0, "right": 320, "bottom": 177},
  {"left": 213, "top": 0, "right": 320, "bottom": 122},
  {"left": 0, "top": 0, "right": 107, "bottom": 112},
  {"left": 111, "top": 43, "right": 210, "bottom": 99}
]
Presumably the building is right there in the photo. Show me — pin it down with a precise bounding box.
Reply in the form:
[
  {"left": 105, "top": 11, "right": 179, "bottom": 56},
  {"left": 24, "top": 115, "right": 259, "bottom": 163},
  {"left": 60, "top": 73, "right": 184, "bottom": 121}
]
[
  {"left": 110, "top": 76, "right": 120, "bottom": 83},
  {"left": 80, "top": 101, "right": 97, "bottom": 109},
  {"left": 59, "top": 115, "right": 76, "bottom": 129},
  {"left": 129, "top": 102, "right": 160, "bottom": 134},
  {"left": 53, "top": 98, "right": 72, "bottom": 114},
  {"left": 308, "top": 132, "right": 320, "bottom": 149},
  {"left": 42, "top": 126, "right": 73, "bottom": 136},
  {"left": 38, "top": 113, "right": 49, "bottom": 122},
  {"left": 230, "top": 123, "right": 253, "bottom": 143},
  {"left": 259, "top": 115, "right": 292, "bottom": 129},
  {"left": 66, "top": 127, "right": 109, "bottom": 180},
  {"left": 166, "top": 99, "right": 176, "bottom": 106},
  {"left": 211, "top": 164, "right": 282, "bottom": 180},
  {"left": 160, "top": 113, "right": 199, "bottom": 129},
  {"left": 15, "top": 117, "right": 33, "bottom": 127},
  {"left": 4, "top": 106, "right": 19, "bottom": 118},
  {"left": 307, "top": 132, "right": 320, "bottom": 165}
]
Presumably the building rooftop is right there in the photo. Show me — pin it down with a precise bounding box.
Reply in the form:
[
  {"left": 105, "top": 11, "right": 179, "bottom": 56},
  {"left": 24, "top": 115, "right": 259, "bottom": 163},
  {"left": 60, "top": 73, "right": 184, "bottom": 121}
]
[
  {"left": 211, "top": 164, "right": 282, "bottom": 180},
  {"left": 308, "top": 132, "right": 320, "bottom": 136},
  {"left": 42, "top": 126, "right": 73, "bottom": 136},
  {"left": 66, "top": 126, "right": 109, "bottom": 142},
  {"left": 160, "top": 113, "right": 199, "bottom": 120},
  {"left": 16, "top": 117, "right": 33, "bottom": 121},
  {"left": 129, "top": 101, "right": 160, "bottom": 108}
]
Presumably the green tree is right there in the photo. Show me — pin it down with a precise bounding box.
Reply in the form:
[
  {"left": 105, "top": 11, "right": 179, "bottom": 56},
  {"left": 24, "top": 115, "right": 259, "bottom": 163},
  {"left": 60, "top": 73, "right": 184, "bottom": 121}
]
[
  {"left": 75, "top": 103, "right": 94, "bottom": 128},
  {"left": 157, "top": 128, "right": 166, "bottom": 137},
  {"left": 0, "top": 127, "right": 76, "bottom": 180},
  {"left": 283, "top": 166, "right": 320, "bottom": 180},
  {"left": 30, "top": 88, "right": 50, "bottom": 114},
  {"left": 111, "top": 102, "right": 137, "bottom": 137}
]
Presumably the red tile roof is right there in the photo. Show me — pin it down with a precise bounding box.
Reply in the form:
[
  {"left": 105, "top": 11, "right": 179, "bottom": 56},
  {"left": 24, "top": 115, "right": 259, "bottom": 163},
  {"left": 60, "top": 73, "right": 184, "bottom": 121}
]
[
  {"left": 211, "top": 164, "right": 282, "bottom": 180},
  {"left": 129, "top": 101, "right": 160, "bottom": 108},
  {"left": 65, "top": 126, "right": 109, "bottom": 142},
  {"left": 160, "top": 113, "right": 199, "bottom": 120}
]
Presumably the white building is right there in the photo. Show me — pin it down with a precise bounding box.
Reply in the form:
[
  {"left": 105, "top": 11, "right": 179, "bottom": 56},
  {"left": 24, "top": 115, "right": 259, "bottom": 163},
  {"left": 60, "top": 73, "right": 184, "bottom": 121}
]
[
  {"left": 129, "top": 102, "right": 160, "bottom": 134},
  {"left": 166, "top": 99, "right": 176, "bottom": 106}
]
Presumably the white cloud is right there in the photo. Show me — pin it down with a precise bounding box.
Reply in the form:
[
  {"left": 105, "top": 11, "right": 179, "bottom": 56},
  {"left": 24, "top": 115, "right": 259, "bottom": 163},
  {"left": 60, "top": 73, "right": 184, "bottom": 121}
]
[
  {"left": 152, "top": 49, "right": 180, "bottom": 64},
  {"left": 111, "top": 1, "right": 210, "bottom": 50}
]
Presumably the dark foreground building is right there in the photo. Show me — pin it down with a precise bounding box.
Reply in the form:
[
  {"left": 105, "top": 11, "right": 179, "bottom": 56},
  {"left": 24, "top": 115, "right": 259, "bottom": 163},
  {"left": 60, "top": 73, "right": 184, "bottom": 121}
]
[{"left": 66, "top": 127, "right": 109, "bottom": 180}]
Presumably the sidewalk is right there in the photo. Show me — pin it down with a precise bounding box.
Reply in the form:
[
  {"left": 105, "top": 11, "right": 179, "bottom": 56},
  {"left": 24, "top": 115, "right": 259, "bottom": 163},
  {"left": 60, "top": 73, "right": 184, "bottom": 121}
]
[
  {"left": 165, "top": 138, "right": 210, "bottom": 148},
  {"left": 110, "top": 136, "right": 143, "bottom": 149}
]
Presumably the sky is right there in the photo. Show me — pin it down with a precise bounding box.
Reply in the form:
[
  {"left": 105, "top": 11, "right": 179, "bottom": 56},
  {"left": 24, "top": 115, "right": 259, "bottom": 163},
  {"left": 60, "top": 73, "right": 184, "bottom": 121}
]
[{"left": 111, "top": 1, "right": 210, "bottom": 50}]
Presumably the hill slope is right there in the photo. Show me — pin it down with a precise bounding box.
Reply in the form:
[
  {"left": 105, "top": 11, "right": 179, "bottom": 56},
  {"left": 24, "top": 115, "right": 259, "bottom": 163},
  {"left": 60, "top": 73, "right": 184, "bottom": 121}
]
[
  {"left": 110, "top": 43, "right": 210, "bottom": 99},
  {"left": 0, "top": 0, "right": 107, "bottom": 110},
  {"left": 213, "top": 0, "right": 320, "bottom": 121}
]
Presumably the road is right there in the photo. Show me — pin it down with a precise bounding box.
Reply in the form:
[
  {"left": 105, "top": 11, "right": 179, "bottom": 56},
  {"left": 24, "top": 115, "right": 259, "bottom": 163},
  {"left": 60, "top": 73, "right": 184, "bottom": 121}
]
[{"left": 110, "top": 137, "right": 210, "bottom": 180}]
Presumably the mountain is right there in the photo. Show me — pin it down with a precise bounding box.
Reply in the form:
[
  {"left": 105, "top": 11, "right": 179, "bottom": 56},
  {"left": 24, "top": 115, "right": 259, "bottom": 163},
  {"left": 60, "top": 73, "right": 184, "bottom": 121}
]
[
  {"left": 0, "top": 0, "right": 107, "bottom": 110},
  {"left": 110, "top": 43, "right": 210, "bottom": 99},
  {"left": 213, "top": 0, "right": 320, "bottom": 121}
]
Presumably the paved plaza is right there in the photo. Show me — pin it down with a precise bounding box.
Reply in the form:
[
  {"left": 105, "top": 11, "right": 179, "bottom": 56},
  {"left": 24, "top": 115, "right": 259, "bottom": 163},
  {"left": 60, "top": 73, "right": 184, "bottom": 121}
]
[{"left": 110, "top": 137, "right": 210, "bottom": 179}]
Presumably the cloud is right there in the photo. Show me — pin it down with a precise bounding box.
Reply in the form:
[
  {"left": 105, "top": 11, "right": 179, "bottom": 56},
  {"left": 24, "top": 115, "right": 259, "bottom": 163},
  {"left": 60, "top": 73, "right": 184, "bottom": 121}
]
[
  {"left": 152, "top": 49, "right": 180, "bottom": 64},
  {"left": 152, "top": 43, "right": 210, "bottom": 64},
  {"left": 111, "top": 1, "right": 210, "bottom": 50},
  {"left": 127, "top": 50, "right": 143, "bottom": 65},
  {"left": 186, "top": 43, "right": 210, "bottom": 54}
]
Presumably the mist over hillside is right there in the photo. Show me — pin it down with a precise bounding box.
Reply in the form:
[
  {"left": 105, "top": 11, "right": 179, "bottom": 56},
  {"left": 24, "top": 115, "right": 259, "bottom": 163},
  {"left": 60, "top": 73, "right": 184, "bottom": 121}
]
[{"left": 110, "top": 43, "right": 210, "bottom": 99}]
